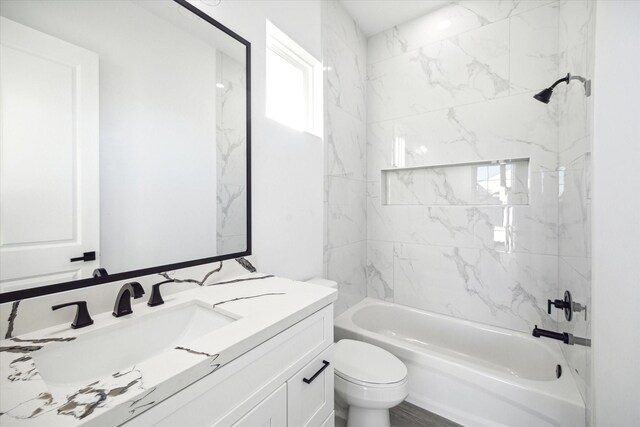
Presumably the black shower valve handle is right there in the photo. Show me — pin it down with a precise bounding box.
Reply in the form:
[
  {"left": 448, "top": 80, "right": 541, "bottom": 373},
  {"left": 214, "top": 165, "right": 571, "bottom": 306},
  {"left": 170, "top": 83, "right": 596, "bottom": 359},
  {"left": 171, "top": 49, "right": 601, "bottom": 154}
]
[
  {"left": 548, "top": 290, "right": 576, "bottom": 321},
  {"left": 547, "top": 298, "right": 570, "bottom": 314}
]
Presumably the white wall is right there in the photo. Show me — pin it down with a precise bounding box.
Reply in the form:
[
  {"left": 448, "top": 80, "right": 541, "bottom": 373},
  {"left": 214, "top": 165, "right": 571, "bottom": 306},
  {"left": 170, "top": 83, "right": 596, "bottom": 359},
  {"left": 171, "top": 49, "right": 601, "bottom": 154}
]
[
  {"left": 190, "top": 0, "right": 324, "bottom": 280},
  {"left": 592, "top": 1, "right": 640, "bottom": 425}
]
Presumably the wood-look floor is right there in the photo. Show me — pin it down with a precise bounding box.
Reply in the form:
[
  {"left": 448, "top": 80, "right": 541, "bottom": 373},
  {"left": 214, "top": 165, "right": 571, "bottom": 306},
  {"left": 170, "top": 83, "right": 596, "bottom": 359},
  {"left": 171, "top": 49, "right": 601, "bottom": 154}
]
[
  {"left": 335, "top": 401, "right": 462, "bottom": 427},
  {"left": 389, "top": 401, "right": 463, "bottom": 427}
]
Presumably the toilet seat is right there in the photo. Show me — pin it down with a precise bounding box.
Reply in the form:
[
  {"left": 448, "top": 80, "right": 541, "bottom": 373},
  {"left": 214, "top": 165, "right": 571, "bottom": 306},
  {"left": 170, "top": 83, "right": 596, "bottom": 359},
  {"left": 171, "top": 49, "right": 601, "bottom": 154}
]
[
  {"left": 335, "top": 370, "right": 408, "bottom": 388},
  {"left": 334, "top": 339, "right": 407, "bottom": 387}
]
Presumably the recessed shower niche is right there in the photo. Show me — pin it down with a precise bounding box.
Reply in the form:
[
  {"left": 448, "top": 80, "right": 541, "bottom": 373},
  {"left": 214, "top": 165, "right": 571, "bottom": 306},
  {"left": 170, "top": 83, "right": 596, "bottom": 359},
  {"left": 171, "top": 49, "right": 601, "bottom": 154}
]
[{"left": 381, "top": 158, "right": 530, "bottom": 206}]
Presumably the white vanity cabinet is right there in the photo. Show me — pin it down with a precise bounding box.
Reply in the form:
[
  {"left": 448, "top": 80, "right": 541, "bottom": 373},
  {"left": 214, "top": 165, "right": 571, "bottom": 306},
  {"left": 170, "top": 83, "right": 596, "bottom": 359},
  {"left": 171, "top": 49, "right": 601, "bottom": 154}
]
[
  {"left": 232, "top": 384, "right": 287, "bottom": 427},
  {"left": 125, "top": 304, "right": 335, "bottom": 427}
]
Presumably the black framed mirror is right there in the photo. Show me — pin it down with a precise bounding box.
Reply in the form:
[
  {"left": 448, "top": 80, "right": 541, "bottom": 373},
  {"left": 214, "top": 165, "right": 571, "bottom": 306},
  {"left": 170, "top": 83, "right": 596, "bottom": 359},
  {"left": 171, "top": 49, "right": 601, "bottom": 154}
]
[{"left": 0, "top": 0, "right": 251, "bottom": 303}]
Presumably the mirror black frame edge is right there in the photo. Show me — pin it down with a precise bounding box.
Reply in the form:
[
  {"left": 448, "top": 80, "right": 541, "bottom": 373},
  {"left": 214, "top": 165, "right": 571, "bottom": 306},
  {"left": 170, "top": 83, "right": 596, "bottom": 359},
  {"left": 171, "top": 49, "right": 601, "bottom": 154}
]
[{"left": 0, "top": 0, "right": 252, "bottom": 304}]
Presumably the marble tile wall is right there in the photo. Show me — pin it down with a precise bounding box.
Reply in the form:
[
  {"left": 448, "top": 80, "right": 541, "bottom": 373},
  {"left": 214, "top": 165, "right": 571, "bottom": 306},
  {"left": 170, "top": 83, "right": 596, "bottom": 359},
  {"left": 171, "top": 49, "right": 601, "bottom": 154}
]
[
  {"left": 383, "top": 159, "right": 530, "bottom": 206},
  {"left": 323, "top": 0, "right": 368, "bottom": 315},
  {"left": 556, "top": 0, "right": 595, "bottom": 417},
  {"left": 216, "top": 52, "right": 247, "bottom": 254},
  {"left": 366, "top": 1, "right": 562, "bottom": 333}
]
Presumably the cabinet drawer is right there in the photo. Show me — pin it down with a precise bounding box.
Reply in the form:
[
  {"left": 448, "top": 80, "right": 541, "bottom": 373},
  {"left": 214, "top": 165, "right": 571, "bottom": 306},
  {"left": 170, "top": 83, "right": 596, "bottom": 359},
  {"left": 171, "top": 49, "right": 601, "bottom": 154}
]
[
  {"left": 231, "top": 384, "right": 286, "bottom": 427},
  {"left": 287, "top": 344, "right": 334, "bottom": 427}
]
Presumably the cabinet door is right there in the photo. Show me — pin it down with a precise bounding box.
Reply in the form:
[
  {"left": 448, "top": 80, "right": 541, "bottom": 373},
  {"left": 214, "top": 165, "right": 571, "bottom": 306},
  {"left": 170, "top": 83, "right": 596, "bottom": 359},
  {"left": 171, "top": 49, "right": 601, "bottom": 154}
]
[
  {"left": 232, "top": 384, "right": 286, "bottom": 427},
  {"left": 287, "top": 344, "right": 334, "bottom": 427},
  {"left": 320, "top": 411, "right": 335, "bottom": 427}
]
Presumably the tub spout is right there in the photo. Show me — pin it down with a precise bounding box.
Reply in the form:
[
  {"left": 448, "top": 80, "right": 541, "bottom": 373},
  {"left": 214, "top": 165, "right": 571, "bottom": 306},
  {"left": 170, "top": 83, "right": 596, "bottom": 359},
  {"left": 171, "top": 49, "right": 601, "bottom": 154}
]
[
  {"left": 532, "top": 325, "right": 592, "bottom": 347},
  {"left": 532, "top": 325, "right": 571, "bottom": 344}
]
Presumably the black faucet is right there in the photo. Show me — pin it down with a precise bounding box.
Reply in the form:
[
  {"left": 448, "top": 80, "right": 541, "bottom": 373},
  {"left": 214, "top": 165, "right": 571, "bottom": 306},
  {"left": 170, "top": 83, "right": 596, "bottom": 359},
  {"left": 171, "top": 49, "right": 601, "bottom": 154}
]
[
  {"left": 113, "top": 282, "right": 145, "bottom": 317},
  {"left": 52, "top": 301, "right": 94, "bottom": 329},
  {"left": 148, "top": 279, "right": 174, "bottom": 307}
]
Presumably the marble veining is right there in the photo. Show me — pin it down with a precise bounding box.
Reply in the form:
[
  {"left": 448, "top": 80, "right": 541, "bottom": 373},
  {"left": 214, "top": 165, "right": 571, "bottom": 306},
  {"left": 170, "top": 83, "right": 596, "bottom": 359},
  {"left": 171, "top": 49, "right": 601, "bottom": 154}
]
[
  {"left": 391, "top": 243, "right": 557, "bottom": 331},
  {"left": 125, "top": 387, "right": 158, "bottom": 421},
  {"left": 0, "top": 272, "right": 337, "bottom": 426},
  {"left": 157, "top": 258, "right": 259, "bottom": 286},
  {"left": 158, "top": 262, "right": 223, "bottom": 286},
  {"left": 1, "top": 337, "right": 75, "bottom": 355},
  {"left": 7, "top": 355, "right": 38, "bottom": 382},
  {"left": 324, "top": 0, "right": 368, "bottom": 316},
  {"left": 216, "top": 51, "right": 247, "bottom": 255},
  {"left": 364, "top": 1, "right": 562, "bottom": 335},
  {"left": 235, "top": 257, "right": 256, "bottom": 273},
  {"left": 5, "top": 302, "right": 20, "bottom": 339},
  {"left": 509, "top": 3, "right": 559, "bottom": 94},
  {"left": 556, "top": 0, "right": 594, "bottom": 406},
  {"left": 56, "top": 367, "right": 145, "bottom": 420},
  {"left": 211, "top": 292, "right": 286, "bottom": 308},
  {"left": 174, "top": 347, "right": 218, "bottom": 359},
  {"left": 1, "top": 392, "right": 56, "bottom": 420},
  {"left": 383, "top": 159, "right": 529, "bottom": 206},
  {"left": 210, "top": 275, "right": 275, "bottom": 286},
  {"left": 367, "top": 1, "right": 554, "bottom": 65}
]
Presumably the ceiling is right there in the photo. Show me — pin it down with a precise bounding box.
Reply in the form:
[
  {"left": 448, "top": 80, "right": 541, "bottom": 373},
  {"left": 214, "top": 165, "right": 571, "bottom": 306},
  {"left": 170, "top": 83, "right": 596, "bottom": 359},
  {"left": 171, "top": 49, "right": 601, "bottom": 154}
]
[{"left": 340, "top": 0, "right": 452, "bottom": 36}]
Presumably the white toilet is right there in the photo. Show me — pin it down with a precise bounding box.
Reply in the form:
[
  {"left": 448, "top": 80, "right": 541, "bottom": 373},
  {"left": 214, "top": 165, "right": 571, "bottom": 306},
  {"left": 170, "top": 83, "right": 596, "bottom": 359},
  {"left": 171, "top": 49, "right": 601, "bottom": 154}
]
[
  {"left": 306, "top": 279, "right": 409, "bottom": 427},
  {"left": 334, "top": 339, "right": 408, "bottom": 427}
]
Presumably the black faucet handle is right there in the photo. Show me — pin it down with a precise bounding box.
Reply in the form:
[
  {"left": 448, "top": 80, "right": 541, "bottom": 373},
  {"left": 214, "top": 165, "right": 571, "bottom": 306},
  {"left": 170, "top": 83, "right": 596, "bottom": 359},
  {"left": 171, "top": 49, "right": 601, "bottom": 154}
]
[
  {"left": 148, "top": 280, "right": 174, "bottom": 307},
  {"left": 126, "top": 281, "right": 145, "bottom": 299},
  {"left": 52, "top": 301, "right": 94, "bottom": 329},
  {"left": 547, "top": 290, "right": 576, "bottom": 321},
  {"left": 547, "top": 298, "right": 567, "bottom": 314}
]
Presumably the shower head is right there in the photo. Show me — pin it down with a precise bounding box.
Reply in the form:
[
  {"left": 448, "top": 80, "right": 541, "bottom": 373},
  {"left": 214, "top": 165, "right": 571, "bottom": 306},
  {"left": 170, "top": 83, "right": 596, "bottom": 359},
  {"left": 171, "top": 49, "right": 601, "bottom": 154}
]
[
  {"left": 533, "top": 87, "right": 554, "bottom": 104},
  {"left": 533, "top": 73, "right": 591, "bottom": 104},
  {"left": 533, "top": 74, "right": 570, "bottom": 104}
]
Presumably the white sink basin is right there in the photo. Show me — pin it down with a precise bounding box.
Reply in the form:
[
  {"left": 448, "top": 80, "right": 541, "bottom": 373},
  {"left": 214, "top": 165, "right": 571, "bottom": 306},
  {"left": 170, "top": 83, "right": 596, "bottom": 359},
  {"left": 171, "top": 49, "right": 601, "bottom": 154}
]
[{"left": 32, "top": 300, "right": 235, "bottom": 390}]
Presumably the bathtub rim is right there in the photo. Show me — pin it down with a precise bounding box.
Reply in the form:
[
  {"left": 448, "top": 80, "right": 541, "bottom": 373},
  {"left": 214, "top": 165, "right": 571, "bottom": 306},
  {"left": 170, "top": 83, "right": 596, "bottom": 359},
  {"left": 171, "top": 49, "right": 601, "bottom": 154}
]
[{"left": 334, "top": 298, "right": 585, "bottom": 409}]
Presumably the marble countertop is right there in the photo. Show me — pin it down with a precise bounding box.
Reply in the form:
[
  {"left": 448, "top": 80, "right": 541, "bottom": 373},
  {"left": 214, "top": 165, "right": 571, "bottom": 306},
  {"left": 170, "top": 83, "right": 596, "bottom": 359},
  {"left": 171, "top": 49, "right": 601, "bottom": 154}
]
[{"left": 0, "top": 272, "right": 336, "bottom": 426}]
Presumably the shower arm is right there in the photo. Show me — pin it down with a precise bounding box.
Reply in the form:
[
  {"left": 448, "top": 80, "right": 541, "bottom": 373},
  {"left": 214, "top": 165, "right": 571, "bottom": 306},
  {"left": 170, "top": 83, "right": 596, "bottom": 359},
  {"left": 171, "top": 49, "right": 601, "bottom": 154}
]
[
  {"left": 549, "top": 73, "right": 571, "bottom": 90},
  {"left": 550, "top": 73, "right": 591, "bottom": 96}
]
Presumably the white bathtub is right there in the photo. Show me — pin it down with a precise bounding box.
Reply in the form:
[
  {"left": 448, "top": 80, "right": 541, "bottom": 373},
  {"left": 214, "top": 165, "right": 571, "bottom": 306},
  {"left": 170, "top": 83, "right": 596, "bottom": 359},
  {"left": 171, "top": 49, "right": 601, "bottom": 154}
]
[{"left": 334, "top": 298, "right": 585, "bottom": 427}]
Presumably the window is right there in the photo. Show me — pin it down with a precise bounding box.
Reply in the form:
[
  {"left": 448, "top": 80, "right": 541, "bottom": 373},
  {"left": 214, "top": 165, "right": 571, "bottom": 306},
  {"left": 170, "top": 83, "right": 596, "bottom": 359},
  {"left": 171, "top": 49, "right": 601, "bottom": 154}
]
[{"left": 266, "top": 21, "right": 322, "bottom": 135}]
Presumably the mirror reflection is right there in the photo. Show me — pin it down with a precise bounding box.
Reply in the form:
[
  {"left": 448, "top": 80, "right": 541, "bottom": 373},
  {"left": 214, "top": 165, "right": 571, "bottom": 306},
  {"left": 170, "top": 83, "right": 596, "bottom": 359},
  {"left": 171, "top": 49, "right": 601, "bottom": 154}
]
[{"left": 0, "top": 0, "right": 249, "bottom": 294}]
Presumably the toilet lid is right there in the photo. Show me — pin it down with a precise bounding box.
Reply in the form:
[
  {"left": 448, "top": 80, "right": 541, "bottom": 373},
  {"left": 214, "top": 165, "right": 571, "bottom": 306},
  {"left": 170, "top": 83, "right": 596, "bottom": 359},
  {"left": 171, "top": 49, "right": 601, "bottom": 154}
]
[{"left": 334, "top": 339, "right": 407, "bottom": 385}]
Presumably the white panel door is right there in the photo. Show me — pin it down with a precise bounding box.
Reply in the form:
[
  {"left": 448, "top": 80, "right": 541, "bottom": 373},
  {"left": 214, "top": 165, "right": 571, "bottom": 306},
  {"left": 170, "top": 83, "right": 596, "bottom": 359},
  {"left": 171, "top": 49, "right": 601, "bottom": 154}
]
[{"left": 0, "top": 17, "right": 99, "bottom": 293}]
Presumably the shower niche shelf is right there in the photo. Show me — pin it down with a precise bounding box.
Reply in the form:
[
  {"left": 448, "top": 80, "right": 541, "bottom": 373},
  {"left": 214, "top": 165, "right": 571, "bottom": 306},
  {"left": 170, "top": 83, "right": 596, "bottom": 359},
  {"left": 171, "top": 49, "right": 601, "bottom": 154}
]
[{"left": 381, "top": 158, "right": 530, "bottom": 206}]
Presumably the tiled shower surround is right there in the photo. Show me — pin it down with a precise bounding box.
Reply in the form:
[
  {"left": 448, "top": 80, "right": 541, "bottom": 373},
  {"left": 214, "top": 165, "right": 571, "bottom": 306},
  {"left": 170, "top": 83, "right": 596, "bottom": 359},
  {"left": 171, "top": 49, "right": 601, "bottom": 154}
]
[
  {"left": 324, "top": 0, "right": 594, "bottom": 418},
  {"left": 216, "top": 52, "right": 247, "bottom": 255},
  {"left": 365, "top": 0, "right": 562, "bottom": 333},
  {"left": 556, "top": 0, "right": 595, "bottom": 414},
  {"left": 323, "top": 0, "right": 368, "bottom": 315},
  {"left": 325, "top": 0, "right": 593, "bottom": 409}
]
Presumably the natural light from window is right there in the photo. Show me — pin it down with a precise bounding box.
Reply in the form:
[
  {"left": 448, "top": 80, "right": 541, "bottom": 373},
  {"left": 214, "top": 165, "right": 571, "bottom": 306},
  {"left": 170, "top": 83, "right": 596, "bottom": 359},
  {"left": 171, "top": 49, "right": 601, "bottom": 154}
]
[
  {"left": 266, "top": 21, "right": 322, "bottom": 136},
  {"left": 266, "top": 48, "right": 306, "bottom": 131}
]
